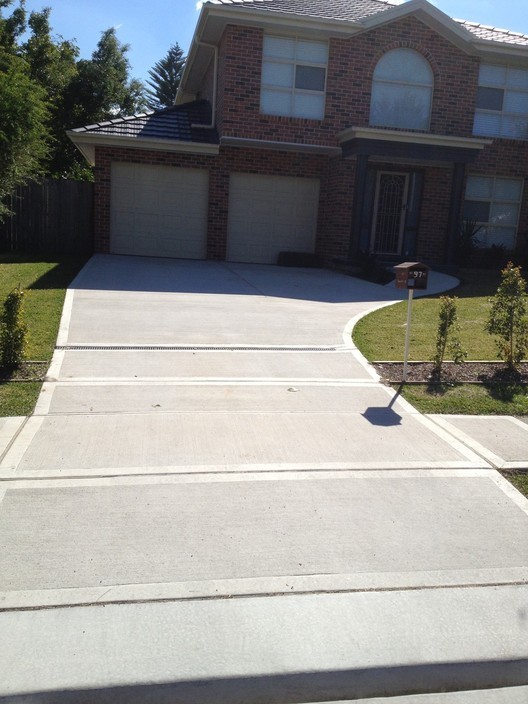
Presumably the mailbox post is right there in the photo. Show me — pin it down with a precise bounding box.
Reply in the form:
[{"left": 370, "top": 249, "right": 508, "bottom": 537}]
[{"left": 393, "top": 262, "right": 429, "bottom": 381}]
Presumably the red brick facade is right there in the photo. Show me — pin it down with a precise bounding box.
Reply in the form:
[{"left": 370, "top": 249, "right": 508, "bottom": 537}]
[
  {"left": 94, "top": 145, "right": 326, "bottom": 259},
  {"left": 91, "top": 11, "right": 528, "bottom": 266}
]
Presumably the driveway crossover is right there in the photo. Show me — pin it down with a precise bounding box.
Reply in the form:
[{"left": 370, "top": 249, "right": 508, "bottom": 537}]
[{"left": 0, "top": 255, "right": 527, "bottom": 703}]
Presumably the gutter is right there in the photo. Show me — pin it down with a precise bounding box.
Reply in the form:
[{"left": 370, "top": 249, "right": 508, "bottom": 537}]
[{"left": 67, "top": 131, "right": 219, "bottom": 166}]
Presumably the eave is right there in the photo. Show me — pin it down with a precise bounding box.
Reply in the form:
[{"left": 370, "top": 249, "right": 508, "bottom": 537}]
[
  {"left": 338, "top": 126, "right": 492, "bottom": 164},
  {"left": 67, "top": 131, "right": 219, "bottom": 166}
]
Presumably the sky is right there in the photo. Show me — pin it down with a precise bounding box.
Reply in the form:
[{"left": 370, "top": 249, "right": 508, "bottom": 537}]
[{"left": 19, "top": 0, "right": 528, "bottom": 84}]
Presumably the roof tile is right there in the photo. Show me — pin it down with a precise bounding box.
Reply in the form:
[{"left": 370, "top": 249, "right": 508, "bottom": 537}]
[
  {"left": 203, "top": 0, "right": 528, "bottom": 45},
  {"left": 71, "top": 100, "right": 219, "bottom": 145}
]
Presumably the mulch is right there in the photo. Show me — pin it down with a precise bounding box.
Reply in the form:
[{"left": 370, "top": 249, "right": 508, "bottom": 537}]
[
  {"left": 0, "top": 362, "right": 48, "bottom": 382},
  {"left": 373, "top": 361, "right": 528, "bottom": 385}
]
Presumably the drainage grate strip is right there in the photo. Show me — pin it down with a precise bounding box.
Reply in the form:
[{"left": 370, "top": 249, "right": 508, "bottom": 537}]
[{"left": 55, "top": 345, "right": 338, "bottom": 352}]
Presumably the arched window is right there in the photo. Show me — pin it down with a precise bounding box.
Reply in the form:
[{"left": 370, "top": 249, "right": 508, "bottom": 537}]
[{"left": 369, "top": 48, "right": 434, "bottom": 130}]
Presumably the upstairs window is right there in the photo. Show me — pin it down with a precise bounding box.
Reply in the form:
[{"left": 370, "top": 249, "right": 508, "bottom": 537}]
[
  {"left": 473, "top": 64, "right": 528, "bottom": 140},
  {"left": 260, "top": 36, "right": 328, "bottom": 120},
  {"left": 463, "top": 176, "right": 523, "bottom": 249},
  {"left": 370, "top": 48, "right": 433, "bottom": 131}
]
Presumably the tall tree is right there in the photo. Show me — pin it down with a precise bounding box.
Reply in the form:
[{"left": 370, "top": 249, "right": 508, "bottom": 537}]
[
  {"left": 22, "top": 7, "right": 79, "bottom": 178},
  {"left": 60, "top": 27, "right": 147, "bottom": 178},
  {"left": 0, "top": 1, "right": 49, "bottom": 218},
  {"left": 146, "top": 43, "right": 185, "bottom": 110},
  {"left": 67, "top": 28, "right": 147, "bottom": 126}
]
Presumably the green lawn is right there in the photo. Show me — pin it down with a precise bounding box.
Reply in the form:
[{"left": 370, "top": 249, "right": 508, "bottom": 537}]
[
  {"left": 506, "top": 471, "right": 528, "bottom": 497},
  {"left": 353, "top": 269, "right": 503, "bottom": 362},
  {"left": 353, "top": 268, "right": 528, "bottom": 415},
  {"left": 399, "top": 382, "right": 528, "bottom": 415},
  {"left": 0, "top": 253, "right": 88, "bottom": 416}
]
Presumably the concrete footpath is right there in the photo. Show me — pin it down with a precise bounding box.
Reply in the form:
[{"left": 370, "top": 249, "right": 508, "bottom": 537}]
[{"left": 0, "top": 255, "right": 527, "bottom": 703}]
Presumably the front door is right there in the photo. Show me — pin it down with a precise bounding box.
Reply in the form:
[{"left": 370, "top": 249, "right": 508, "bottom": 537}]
[{"left": 370, "top": 171, "right": 409, "bottom": 256}]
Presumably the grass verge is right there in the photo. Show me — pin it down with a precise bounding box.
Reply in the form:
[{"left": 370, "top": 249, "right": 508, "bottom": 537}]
[
  {"left": 0, "top": 253, "right": 88, "bottom": 416},
  {"left": 354, "top": 268, "right": 528, "bottom": 415},
  {"left": 504, "top": 471, "right": 528, "bottom": 498},
  {"left": 398, "top": 382, "right": 528, "bottom": 415}
]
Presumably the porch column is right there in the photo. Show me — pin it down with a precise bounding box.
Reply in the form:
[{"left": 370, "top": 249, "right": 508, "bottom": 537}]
[
  {"left": 348, "top": 153, "right": 369, "bottom": 259},
  {"left": 446, "top": 162, "right": 466, "bottom": 265}
]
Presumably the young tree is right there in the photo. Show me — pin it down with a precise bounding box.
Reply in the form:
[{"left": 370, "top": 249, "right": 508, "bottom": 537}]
[
  {"left": 432, "top": 296, "right": 466, "bottom": 374},
  {"left": 0, "top": 286, "right": 28, "bottom": 369},
  {"left": 146, "top": 43, "right": 185, "bottom": 110},
  {"left": 486, "top": 262, "right": 528, "bottom": 370}
]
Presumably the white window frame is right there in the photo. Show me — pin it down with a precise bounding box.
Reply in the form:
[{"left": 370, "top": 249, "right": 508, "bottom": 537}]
[
  {"left": 260, "top": 35, "right": 328, "bottom": 120},
  {"left": 369, "top": 48, "right": 434, "bottom": 131},
  {"left": 473, "top": 64, "right": 528, "bottom": 140},
  {"left": 463, "top": 175, "right": 524, "bottom": 250}
]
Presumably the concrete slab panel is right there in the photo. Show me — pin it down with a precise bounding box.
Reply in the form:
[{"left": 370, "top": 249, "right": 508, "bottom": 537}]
[
  {"left": 56, "top": 349, "right": 374, "bottom": 381},
  {"left": 0, "top": 586, "right": 527, "bottom": 701},
  {"left": 0, "top": 417, "right": 25, "bottom": 458},
  {"left": 430, "top": 416, "right": 528, "bottom": 469},
  {"left": 0, "top": 474, "right": 527, "bottom": 594},
  {"left": 66, "top": 288, "right": 370, "bottom": 347},
  {"left": 45, "top": 384, "right": 391, "bottom": 415},
  {"left": 4, "top": 410, "right": 484, "bottom": 475}
]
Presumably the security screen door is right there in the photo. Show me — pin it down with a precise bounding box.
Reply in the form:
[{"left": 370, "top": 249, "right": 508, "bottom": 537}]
[{"left": 370, "top": 171, "right": 409, "bottom": 255}]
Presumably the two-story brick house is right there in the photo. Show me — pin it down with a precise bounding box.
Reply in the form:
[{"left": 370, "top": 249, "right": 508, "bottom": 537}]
[{"left": 69, "top": 0, "right": 528, "bottom": 267}]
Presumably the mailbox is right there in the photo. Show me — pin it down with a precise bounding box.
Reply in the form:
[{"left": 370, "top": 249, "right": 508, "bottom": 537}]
[{"left": 394, "top": 261, "right": 429, "bottom": 291}]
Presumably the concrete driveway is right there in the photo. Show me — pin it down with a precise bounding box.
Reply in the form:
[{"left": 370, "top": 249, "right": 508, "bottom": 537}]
[{"left": 1, "top": 255, "right": 527, "bottom": 702}]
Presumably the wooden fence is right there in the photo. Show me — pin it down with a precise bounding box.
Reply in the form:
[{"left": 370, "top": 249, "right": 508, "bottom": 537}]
[{"left": 0, "top": 179, "right": 94, "bottom": 254}]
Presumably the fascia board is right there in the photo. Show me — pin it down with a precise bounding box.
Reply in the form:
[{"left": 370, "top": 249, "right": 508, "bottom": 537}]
[
  {"left": 176, "top": 5, "right": 210, "bottom": 103},
  {"left": 198, "top": 5, "right": 364, "bottom": 38},
  {"left": 67, "top": 131, "right": 219, "bottom": 165},
  {"left": 471, "top": 41, "right": 528, "bottom": 61}
]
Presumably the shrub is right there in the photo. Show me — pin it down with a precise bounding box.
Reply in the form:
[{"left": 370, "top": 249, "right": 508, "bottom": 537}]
[
  {"left": 0, "top": 286, "right": 28, "bottom": 369},
  {"left": 486, "top": 262, "right": 528, "bottom": 370},
  {"left": 432, "top": 296, "right": 466, "bottom": 374},
  {"left": 456, "top": 219, "right": 482, "bottom": 266}
]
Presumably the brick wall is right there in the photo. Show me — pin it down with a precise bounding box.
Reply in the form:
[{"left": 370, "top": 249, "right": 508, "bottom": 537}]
[
  {"left": 94, "top": 145, "right": 326, "bottom": 260},
  {"left": 216, "top": 16, "right": 480, "bottom": 144},
  {"left": 417, "top": 165, "right": 453, "bottom": 263},
  {"left": 91, "top": 15, "right": 528, "bottom": 266}
]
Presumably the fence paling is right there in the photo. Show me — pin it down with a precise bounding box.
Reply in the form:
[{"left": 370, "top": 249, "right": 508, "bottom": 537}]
[{"left": 0, "top": 179, "right": 93, "bottom": 254}]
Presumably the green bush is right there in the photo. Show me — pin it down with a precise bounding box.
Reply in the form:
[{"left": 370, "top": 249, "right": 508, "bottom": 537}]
[{"left": 0, "top": 286, "right": 28, "bottom": 368}]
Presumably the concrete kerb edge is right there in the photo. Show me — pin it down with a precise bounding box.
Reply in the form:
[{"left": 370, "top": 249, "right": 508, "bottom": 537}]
[
  {"left": 427, "top": 415, "right": 507, "bottom": 469},
  {"left": 2, "top": 566, "right": 528, "bottom": 612},
  {"left": 341, "top": 299, "right": 401, "bottom": 382}
]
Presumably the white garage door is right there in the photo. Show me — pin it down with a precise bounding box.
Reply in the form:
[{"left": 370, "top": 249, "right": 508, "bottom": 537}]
[
  {"left": 227, "top": 173, "right": 320, "bottom": 264},
  {"left": 111, "top": 163, "right": 208, "bottom": 259}
]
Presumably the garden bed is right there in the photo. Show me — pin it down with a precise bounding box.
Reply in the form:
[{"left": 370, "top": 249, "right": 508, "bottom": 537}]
[{"left": 374, "top": 361, "right": 528, "bottom": 385}]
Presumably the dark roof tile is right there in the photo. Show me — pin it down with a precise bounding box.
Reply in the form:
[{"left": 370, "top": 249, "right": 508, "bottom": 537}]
[{"left": 71, "top": 100, "right": 218, "bottom": 144}]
